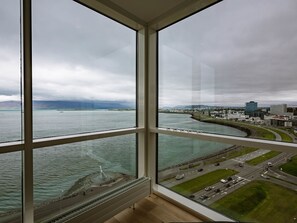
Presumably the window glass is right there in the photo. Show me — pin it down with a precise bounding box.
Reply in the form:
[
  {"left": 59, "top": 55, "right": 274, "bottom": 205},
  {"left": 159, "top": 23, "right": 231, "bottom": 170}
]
[
  {"left": 0, "top": 152, "right": 22, "bottom": 223},
  {"left": 0, "top": 0, "right": 22, "bottom": 143},
  {"left": 158, "top": 0, "right": 297, "bottom": 144},
  {"left": 33, "top": 134, "right": 136, "bottom": 222},
  {"left": 32, "top": 0, "right": 136, "bottom": 139},
  {"left": 158, "top": 134, "right": 297, "bottom": 223},
  {"left": 158, "top": 0, "right": 297, "bottom": 221}
]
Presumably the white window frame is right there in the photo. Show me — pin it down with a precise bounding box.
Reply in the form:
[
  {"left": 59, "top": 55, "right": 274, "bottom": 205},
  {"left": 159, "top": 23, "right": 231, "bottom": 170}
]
[
  {"left": 0, "top": 1, "right": 144, "bottom": 222},
  {"left": 1, "top": 0, "right": 297, "bottom": 222}
]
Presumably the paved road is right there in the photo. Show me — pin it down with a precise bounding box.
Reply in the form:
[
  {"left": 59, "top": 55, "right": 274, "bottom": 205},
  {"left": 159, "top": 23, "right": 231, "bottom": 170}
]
[{"left": 160, "top": 150, "right": 297, "bottom": 205}]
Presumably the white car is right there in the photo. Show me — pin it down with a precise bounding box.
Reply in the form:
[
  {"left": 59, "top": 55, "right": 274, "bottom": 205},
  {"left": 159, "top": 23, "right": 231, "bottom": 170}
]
[
  {"left": 261, "top": 174, "right": 270, "bottom": 179},
  {"left": 220, "top": 179, "right": 227, "bottom": 183},
  {"left": 204, "top": 186, "right": 212, "bottom": 191},
  {"left": 175, "top": 173, "right": 185, "bottom": 180}
]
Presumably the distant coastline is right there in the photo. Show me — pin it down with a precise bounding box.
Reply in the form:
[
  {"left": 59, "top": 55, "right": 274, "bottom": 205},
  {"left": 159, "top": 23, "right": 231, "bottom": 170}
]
[
  {"left": 0, "top": 100, "right": 135, "bottom": 111},
  {"left": 191, "top": 114, "right": 251, "bottom": 137}
]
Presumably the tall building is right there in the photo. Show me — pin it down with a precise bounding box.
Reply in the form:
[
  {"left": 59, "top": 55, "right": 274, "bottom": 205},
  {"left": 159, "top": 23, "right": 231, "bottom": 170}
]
[
  {"left": 245, "top": 101, "right": 258, "bottom": 115},
  {"left": 270, "top": 104, "right": 287, "bottom": 115}
]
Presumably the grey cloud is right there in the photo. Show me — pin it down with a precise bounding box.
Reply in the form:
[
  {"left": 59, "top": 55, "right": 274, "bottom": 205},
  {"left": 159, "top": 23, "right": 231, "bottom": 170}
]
[
  {"left": 159, "top": 0, "right": 297, "bottom": 106},
  {"left": 1, "top": 0, "right": 136, "bottom": 102},
  {"left": 32, "top": 0, "right": 136, "bottom": 76}
]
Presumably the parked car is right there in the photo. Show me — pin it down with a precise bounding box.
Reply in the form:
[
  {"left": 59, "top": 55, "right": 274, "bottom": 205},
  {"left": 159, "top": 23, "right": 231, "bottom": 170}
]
[
  {"left": 214, "top": 188, "right": 221, "bottom": 193},
  {"left": 197, "top": 168, "right": 204, "bottom": 172},
  {"left": 215, "top": 162, "right": 220, "bottom": 166}
]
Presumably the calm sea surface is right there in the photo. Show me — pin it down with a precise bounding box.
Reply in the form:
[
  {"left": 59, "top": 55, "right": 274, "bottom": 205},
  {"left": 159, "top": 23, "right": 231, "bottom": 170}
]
[{"left": 0, "top": 110, "right": 246, "bottom": 215}]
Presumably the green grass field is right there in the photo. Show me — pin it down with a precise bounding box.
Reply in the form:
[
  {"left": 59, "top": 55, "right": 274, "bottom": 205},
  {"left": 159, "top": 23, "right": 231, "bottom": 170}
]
[
  {"left": 210, "top": 181, "right": 297, "bottom": 223},
  {"left": 193, "top": 114, "right": 276, "bottom": 141},
  {"left": 268, "top": 128, "right": 293, "bottom": 142},
  {"left": 280, "top": 155, "right": 297, "bottom": 177},
  {"left": 205, "top": 147, "right": 258, "bottom": 165},
  {"left": 246, "top": 151, "right": 281, "bottom": 165},
  {"left": 171, "top": 169, "right": 238, "bottom": 196}
]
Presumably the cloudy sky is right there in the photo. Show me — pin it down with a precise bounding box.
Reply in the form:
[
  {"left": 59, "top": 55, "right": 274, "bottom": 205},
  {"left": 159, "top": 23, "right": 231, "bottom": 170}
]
[
  {"left": 0, "top": 0, "right": 136, "bottom": 103},
  {"left": 0, "top": 0, "right": 297, "bottom": 107},
  {"left": 159, "top": 0, "right": 297, "bottom": 107}
]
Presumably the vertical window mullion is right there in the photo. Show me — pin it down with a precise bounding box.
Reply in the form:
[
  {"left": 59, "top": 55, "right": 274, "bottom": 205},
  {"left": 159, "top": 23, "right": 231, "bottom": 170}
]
[
  {"left": 22, "top": 0, "right": 34, "bottom": 222},
  {"left": 137, "top": 28, "right": 146, "bottom": 178},
  {"left": 147, "top": 27, "right": 158, "bottom": 186}
]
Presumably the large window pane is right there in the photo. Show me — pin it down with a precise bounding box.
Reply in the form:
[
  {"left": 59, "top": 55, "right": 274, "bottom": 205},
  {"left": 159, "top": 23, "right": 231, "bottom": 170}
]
[
  {"left": 0, "top": 152, "right": 22, "bottom": 223},
  {"left": 32, "top": 0, "right": 136, "bottom": 139},
  {"left": 158, "top": 134, "right": 297, "bottom": 223},
  {"left": 0, "top": 0, "right": 22, "bottom": 143},
  {"left": 33, "top": 134, "right": 136, "bottom": 222},
  {"left": 158, "top": 0, "right": 297, "bottom": 144}
]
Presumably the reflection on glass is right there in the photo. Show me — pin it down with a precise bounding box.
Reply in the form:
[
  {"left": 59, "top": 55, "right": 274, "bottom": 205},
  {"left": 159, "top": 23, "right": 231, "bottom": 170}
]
[
  {"left": 0, "top": 0, "right": 22, "bottom": 143},
  {"left": 0, "top": 152, "right": 22, "bottom": 223},
  {"left": 32, "top": 0, "right": 136, "bottom": 139},
  {"left": 158, "top": 0, "right": 297, "bottom": 144},
  {"left": 158, "top": 134, "right": 297, "bottom": 223},
  {"left": 33, "top": 134, "right": 136, "bottom": 222}
]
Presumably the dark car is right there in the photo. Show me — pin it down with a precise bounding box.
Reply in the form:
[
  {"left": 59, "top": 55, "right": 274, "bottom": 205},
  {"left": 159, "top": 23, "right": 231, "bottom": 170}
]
[
  {"left": 197, "top": 168, "right": 204, "bottom": 172},
  {"left": 214, "top": 188, "right": 221, "bottom": 193},
  {"left": 189, "top": 194, "right": 195, "bottom": 199},
  {"left": 199, "top": 195, "right": 208, "bottom": 200},
  {"left": 215, "top": 163, "right": 220, "bottom": 166}
]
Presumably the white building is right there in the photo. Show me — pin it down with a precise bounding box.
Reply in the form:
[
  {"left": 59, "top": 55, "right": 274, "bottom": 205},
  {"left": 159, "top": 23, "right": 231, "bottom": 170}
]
[{"left": 270, "top": 104, "right": 287, "bottom": 115}]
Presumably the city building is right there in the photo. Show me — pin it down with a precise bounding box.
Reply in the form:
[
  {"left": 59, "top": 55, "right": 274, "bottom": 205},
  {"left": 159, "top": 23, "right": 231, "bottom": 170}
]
[
  {"left": 266, "top": 115, "right": 293, "bottom": 127},
  {"left": 270, "top": 104, "right": 287, "bottom": 115},
  {"left": 245, "top": 101, "right": 258, "bottom": 116}
]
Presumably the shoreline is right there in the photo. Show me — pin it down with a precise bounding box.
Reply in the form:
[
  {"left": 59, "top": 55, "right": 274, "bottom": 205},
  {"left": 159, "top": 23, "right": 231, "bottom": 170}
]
[
  {"left": 159, "top": 114, "right": 250, "bottom": 172},
  {"left": 159, "top": 145, "right": 240, "bottom": 172},
  {"left": 191, "top": 114, "right": 252, "bottom": 137},
  {"left": 1, "top": 173, "right": 135, "bottom": 223}
]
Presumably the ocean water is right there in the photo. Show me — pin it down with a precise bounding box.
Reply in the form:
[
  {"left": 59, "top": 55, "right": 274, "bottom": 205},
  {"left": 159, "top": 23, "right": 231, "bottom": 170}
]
[
  {"left": 0, "top": 110, "right": 246, "bottom": 217},
  {"left": 158, "top": 113, "right": 247, "bottom": 169}
]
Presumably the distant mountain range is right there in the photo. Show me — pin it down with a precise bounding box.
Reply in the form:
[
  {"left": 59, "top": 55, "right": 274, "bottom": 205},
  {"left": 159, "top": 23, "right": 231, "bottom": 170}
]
[{"left": 0, "top": 100, "right": 135, "bottom": 110}]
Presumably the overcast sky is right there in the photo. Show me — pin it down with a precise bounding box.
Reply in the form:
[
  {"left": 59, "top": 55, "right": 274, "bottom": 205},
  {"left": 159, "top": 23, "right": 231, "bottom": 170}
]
[
  {"left": 0, "top": 0, "right": 136, "bottom": 103},
  {"left": 0, "top": 0, "right": 297, "bottom": 107},
  {"left": 159, "top": 0, "right": 297, "bottom": 107}
]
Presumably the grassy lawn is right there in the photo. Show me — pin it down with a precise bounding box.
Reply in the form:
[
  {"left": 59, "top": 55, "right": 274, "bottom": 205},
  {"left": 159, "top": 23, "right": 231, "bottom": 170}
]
[
  {"left": 210, "top": 181, "right": 297, "bottom": 223},
  {"left": 193, "top": 114, "right": 276, "bottom": 140},
  {"left": 205, "top": 147, "right": 258, "bottom": 165},
  {"left": 280, "top": 155, "right": 297, "bottom": 177},
  {"left": 246, "top": 151, "right": 281, "bottom": 166},
  {"left": 268, "top": 128, "right": 293, "bottom": 142},
  {"left": 224, "top": 147, "right": 258, "bottom": 159},
  {"left": 171, "top": 169, "right": 238, "bottom": 196},
  {"left": 237, "top": 122, "right": 276, "bottom": 140}
]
